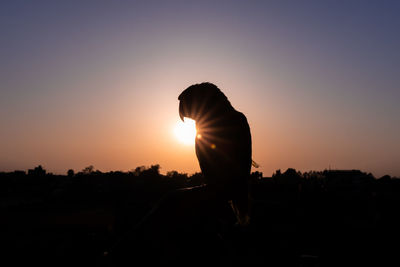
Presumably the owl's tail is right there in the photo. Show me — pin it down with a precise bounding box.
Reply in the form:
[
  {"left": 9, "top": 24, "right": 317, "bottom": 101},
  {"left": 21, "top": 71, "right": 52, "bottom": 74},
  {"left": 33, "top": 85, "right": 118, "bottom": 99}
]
[
  {"left": 229, "top": 182, "right": 251, "bottom": 226},
  {"left": 252, "top": 159, "right": 260, "bottom": 168},
  {"left": 230, "top": 199, "right": 250, "bottom": 226}
]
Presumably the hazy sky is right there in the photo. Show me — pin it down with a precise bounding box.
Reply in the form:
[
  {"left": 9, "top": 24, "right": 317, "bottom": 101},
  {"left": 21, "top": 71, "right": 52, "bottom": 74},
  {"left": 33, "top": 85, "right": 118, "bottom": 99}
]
[{"left": 1, "top": 0, "right": 399, "bottom": 177}]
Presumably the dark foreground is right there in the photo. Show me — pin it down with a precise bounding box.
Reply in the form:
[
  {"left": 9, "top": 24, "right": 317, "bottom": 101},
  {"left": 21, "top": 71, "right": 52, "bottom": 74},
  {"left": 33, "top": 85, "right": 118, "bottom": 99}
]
[{"left": 1, "top": 166, "right": 399, "bottom": 266}]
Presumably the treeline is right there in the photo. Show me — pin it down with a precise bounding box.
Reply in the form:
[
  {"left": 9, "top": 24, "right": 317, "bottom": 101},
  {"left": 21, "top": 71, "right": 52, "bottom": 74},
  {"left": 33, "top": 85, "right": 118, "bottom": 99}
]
[{"left": 0, "top": 165, "right": 399, "bottom": 266}]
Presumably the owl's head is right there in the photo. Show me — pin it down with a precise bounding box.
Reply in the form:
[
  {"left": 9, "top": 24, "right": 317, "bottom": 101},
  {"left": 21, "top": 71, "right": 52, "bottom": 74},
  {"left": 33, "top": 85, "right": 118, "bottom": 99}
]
[{"left": 178, "top": 82, "right": 232, "bottom": 123}]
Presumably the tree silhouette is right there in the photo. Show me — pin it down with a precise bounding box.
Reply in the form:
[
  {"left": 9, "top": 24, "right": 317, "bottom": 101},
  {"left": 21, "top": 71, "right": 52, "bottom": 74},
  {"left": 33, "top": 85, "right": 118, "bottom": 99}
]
[
  {"left": 67, "top": 169, "right": 74, "bottom": 177},
  {"left": 1, "top": 164, "right": 399, "bottom": 265},
  {"left": 82, "top": 165, "right": 94, "bottom": 174}
]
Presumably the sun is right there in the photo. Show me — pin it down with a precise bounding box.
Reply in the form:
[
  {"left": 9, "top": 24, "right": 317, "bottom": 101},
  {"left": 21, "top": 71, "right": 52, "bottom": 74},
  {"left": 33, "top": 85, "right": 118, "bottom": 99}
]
[{"left": 174, "top": 118, "right": 197, "bottom": 145}]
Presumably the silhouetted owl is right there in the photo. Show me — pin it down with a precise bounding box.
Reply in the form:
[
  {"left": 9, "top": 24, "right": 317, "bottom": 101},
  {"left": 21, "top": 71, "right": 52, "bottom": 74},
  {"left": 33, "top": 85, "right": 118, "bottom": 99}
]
[
  {"left": 110, "top": 83, "right": 253, "bottom": 265},
  {"left": 178, "top": 82, "right": 252, "bottom": 224}
]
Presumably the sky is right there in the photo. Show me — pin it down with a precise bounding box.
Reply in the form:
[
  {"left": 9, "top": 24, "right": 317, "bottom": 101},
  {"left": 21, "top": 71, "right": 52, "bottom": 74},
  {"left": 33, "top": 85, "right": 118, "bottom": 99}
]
[{"left": 1, "top": 0, "right": 399, "bottom": 177}]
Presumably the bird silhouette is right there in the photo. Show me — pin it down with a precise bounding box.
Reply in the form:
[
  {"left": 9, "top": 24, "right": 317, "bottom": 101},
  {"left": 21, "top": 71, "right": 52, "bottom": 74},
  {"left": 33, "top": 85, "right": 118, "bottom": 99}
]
[{"left": 178, "top": 82, "right": 252, "bottom": 225}]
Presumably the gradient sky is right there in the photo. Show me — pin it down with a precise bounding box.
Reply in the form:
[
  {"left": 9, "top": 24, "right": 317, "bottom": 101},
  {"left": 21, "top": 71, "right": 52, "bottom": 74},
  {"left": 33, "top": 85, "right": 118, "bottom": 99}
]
[{"left": 1, "top": 0, "right": 399, "bottom": 177}]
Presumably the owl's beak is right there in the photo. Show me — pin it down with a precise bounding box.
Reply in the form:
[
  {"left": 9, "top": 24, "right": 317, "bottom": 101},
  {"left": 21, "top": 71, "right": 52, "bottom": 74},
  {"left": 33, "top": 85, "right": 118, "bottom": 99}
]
[{"left": 179, "top": 101, "right": 185, "bottom": 122}]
